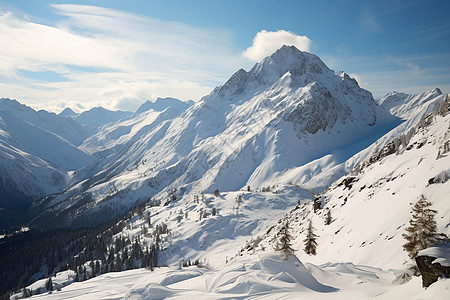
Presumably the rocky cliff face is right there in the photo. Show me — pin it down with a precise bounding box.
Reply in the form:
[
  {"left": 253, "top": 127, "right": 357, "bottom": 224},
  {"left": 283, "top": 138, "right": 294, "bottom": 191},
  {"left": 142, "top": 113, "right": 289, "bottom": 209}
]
[
  {"left": 416, "top": 255, "right": 450, "bottom": 287},
  {"left": 30, "top": 46, "right": 398, "bottom": 229},
  {"left": 416, "top": 243, "right": 450, "bottom": 287}
]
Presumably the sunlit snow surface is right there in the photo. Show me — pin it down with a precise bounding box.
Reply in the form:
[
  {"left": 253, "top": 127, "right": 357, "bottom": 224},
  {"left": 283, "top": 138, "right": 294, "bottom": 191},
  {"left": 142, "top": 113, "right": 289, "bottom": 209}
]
[
  {"left": 30, "top": 253, "right": 449, "bottom": 299},
  {"left": 22, "top": 99, "right": 450, "bottom": 300}
]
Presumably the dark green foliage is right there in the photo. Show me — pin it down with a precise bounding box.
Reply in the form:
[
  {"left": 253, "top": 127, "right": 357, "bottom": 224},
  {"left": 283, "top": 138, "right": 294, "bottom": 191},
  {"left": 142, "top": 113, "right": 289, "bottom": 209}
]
[
  {"left": 21, "top": 287, "right": 32, "bottom": 298},
  {"left": 304, "top": 219, "right": 318, "bottom": 255},
  {"left": 325, "top": 208, "right": 332, "bottom": 225},
  {"left": 0, "top": 201, "right": 164, "bottom": 299},
  {"left": 275, "top": 221, "right": 296, "bottom": 261},
  {"left": 403, "top": 194, "right": 438, "bottom": 259},
  {"left": 45, "top": 277, "right": 53, "bottom": 291}
]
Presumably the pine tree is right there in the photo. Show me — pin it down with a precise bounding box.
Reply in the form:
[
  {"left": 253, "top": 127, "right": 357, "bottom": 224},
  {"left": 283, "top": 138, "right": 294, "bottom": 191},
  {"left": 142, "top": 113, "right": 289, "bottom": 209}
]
[
  {"left": 275, "top": 221, "right": 296, "bottom": 260},
  {"left": 402, "top": 194, "right": 438, "bottom": 259},
  {"left": 325, "top": 208, "right": 332, "bottom": 225},
  {"left": 22, "top": 287, "right": 32, "bottom": 298},
  {"left": 303, "top": 219, "right": 318, "bottom": 255},
  {"left": 95, "top": 260, "right": 101, "bottom": 275},
  {"left": 45, "top": 277, "right": 53, "bottom": 291}
]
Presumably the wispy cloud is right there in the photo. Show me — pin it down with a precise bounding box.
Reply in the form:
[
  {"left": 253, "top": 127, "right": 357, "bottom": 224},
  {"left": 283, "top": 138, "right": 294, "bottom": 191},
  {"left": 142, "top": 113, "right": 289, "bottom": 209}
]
[
  {"left": 320, "top": 52, "right": 450, "bottom": 99},
  {"left": 386, "top": 55, "right": 423, "bottom": 76},
  {"left": 0, "top": 5, "right": 245, "bottom": 112},
  {"left": 243, "top": 30, "right": 311, "bottom": 62},
  {"left": 348, "top": 73, "right": 369, "bottom": 90},
  {"left": 358, "top": 9, "right": 382, "bottom": 35}
]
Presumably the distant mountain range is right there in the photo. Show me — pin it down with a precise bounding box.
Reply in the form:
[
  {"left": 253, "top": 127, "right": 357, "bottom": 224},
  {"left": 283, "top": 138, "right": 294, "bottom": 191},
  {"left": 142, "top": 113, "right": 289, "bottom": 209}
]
[
  {"left": 1, "top": 45, "right": 449, "bottom": 300},
  {"left": 0, "top": 46, "right": 446, "bottom": 231}
]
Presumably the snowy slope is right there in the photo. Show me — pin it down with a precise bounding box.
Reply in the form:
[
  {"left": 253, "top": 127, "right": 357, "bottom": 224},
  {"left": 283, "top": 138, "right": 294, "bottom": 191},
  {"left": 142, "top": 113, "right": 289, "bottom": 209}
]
[
  {"left": 6, "top": 47, "right": 450, "bottom": 300},
  {"left": 70, "top": 107, "right": 132, "bottom": 133},
  {"left": 0, "top": 98, "right": 135, "bottom": 205},
  {"left": 22, "top": 255, "right": 449, "bottom": 300},
  {"left": 0, "top": 99, "right": 96, "bottom": 229},
  {"left": 0, "top": 109, "right": 93, "bottom": 171},
  {"left": 17, "top": 94, "right": 450, "bottom": 300},
  {"left": 58, "top": 107, "right": 77, "bottom": 117},
  {"left": 33, "top": 46, "right": 399, "bottom": 229},
  {"left": 0, "top": 101, "right": 95, "bottom": 210},
  {"left": 80, "top": 97, "right": 192, "bottom": 153},
  {"left": 56, "top": 105, "right": 133, "bottom": 141},
  {"left": 246, "top": 98, "right": 450, "bottom": 271},
  {"left": 0, "top": 99, "right": 90, "bottom": 146},
  {"left": 379, "top": 88, "right": 443, "bottom": 120},
  {"left": 22, "top": 103, "right": 450, "bottom": 297},
  {"left": 134, "top": 97, "right": 194, "bottom": 115}
]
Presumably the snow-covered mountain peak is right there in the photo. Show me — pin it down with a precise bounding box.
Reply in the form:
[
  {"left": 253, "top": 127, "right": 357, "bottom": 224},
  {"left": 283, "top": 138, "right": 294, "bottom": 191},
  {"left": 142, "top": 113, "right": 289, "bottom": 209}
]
[
  {"left": 214, "top": 46, "right": 331, "bottom": 100},
  {"left": 30, "top": 47, "right": 404, "bottom": 230},
  {"left": 380, "top": 88, "right": 442, "bottom": 107},
  {"left": 73, "top": 106, "right": 133, "bottom": 131},
  {"left": 58, "top": 107, "right": 77, "bottom": 117},
  {"left": 135, "top": 97, "right": 193, "bottom": 115},
  {"left": 379, "top": 88, "right": 445, "bottom": 120},
  {"left": 0, "top": 98, "right": 34, "bottom": 114},
  {"left": 258, "top": 45, "right": 329, "bottom": 76},
  {"left": 207, "top": 46, "right": 392, "bottom": 138}
]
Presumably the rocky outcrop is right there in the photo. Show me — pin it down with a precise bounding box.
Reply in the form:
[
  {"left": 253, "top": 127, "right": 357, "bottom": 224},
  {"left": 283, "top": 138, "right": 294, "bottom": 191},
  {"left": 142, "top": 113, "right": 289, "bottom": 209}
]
[{"left": 415, "top": 255, "right": 450, "bottom": 287}]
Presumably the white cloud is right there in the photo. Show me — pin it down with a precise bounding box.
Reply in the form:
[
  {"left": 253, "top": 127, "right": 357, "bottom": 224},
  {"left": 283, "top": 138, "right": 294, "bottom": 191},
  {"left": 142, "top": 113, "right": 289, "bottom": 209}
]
[
  {"left": 0, "top": 5, "right": 245, "bottom": 112},
  {"left": 243, "top": 30, "right": 311, "bottom": 62},
  {"left": 386, "top": 55, "right": 423, "bottom": 76},
  {"left": 348, "top": 73, "right": 369, "bottom": 90}
]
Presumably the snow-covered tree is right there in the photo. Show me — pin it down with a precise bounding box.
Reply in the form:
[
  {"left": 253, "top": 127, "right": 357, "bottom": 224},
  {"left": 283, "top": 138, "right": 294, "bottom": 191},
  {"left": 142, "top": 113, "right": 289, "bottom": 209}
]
[
  {"left": 236, "top": 194, "right": 243, "bottom": 207},
  {"left": 402, "top": 194, "right": 438, "bottom": 259},
  {"left": 275, "top": 221, "right": 296, "bottom": 261},
  {"left": 167, "top": 187, "right": 177, "bottom": 203},
  {"left": 304, "top": 219, "right": 318, "bottom": 255}
]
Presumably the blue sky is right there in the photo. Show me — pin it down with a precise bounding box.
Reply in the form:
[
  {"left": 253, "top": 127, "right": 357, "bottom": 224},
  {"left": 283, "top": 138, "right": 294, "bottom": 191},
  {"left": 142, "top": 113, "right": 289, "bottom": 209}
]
[{"left": 0, "top": 0, "right": 449, "bottom": 112}]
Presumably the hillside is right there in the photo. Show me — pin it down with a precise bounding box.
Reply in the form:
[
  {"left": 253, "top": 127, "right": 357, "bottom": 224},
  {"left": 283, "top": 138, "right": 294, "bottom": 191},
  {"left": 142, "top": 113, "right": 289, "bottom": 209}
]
[
  {"left": 246, "top": 96, "right": 450, "bottom": 270},
  {"left": 0, "top": 99, "right": 133, "bottom": 230},
  {"left": 17, "top": 96, "right": 450, "bottom": 300},
  {"left": 2, "top": 46, "right": 449, "bottom": 299},
  {"left": 379, "top": 88, "right": 443, "bottom": 120},
  {"left": 30, "top": 45, "right": 400, "bottom": 229}
]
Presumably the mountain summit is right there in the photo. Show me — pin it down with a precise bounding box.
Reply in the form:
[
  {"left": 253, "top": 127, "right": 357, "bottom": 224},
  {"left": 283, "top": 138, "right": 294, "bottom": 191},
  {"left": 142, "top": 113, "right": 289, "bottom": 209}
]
[
  {"left": 30, "top": 46, "right": 399, "bottom": 229},
  {"left": 216, "top": 45, "right": 330, "bottom": 99},
  {"left": 205, "top": 45, "right": 393, "bottom": 137}
]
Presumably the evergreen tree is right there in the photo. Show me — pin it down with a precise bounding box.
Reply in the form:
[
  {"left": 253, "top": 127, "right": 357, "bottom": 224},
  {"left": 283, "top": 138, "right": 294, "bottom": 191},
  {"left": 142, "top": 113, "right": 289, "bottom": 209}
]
[
  {"left": 131, "top": 240, "right": 143, "bottom": 259},
  {"left": 89, "top": 260, "right": 95, "bottom": 275},
  {"left": 303, "top": 219, "right": 318, "bottom": 255},
  {"left": 95, "top": 260, "right": 101, "bottom": 275},
  {"left": 22, "top": 287, "right": 32, "bottom": 298},
  {"left": 402, "top": 194, "right": 438, "bottom": 259},
  {"left": 275, "top": 221, "right": 296, "bottom": 260},
  {"left": 325, "top": 208, "right": 332, "bottom": 225},
  {"left": 45, "top": 277, "right": 53, "bottom": 291}
]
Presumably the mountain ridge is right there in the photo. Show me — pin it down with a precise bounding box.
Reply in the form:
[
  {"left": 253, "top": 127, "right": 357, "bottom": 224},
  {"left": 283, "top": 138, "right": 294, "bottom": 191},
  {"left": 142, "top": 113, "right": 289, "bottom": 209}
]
[{"left": 29, "top": 46, "right": 401, "bottom": 229}]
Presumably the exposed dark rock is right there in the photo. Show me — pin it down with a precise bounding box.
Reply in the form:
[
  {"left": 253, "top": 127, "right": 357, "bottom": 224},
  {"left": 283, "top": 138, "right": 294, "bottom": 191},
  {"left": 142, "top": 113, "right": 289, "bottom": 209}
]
[
  {"left": 415, "top": 255, "right": 450, "bottom": 287},
  {"left": 313, "top": 197, "right": 321, "bottom": 212},
  {"left": 337, "top": 176, "right": 357, "bottom": 190}
]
